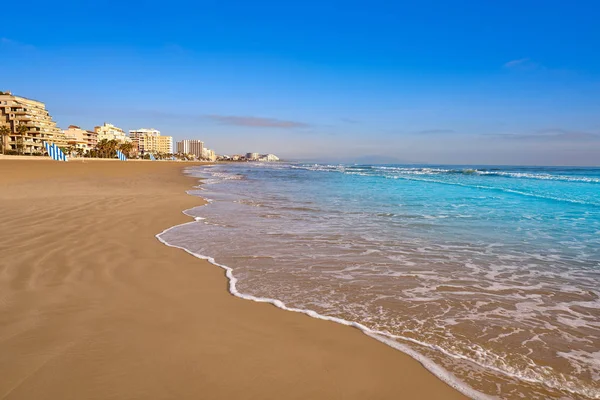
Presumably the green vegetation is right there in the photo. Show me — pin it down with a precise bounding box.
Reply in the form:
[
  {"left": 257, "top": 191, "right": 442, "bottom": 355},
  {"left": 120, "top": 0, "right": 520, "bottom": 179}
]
[
  {"left": 15, "top": 124, "right": 28, "bottom": 155},
  {"left": 0, "top": 125, "right": 10, "bottom": 155}
]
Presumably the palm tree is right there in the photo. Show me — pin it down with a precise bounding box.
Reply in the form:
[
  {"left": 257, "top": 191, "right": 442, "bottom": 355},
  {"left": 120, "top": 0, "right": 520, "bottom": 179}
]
[
  {"left": 119, "top": 142, "right": 134, "bottom": 158},
  {"left": 16, "top": 124, "right": 28, "bottom": 155},
  {"left": 0, "top": 125, "right": 10, "bottom": 155},
  {"left": 95, "top": 139, "right": 110, "bottom": 158},
  {"left": 64, "top": 145, "right": 75, "bottom": 158}
]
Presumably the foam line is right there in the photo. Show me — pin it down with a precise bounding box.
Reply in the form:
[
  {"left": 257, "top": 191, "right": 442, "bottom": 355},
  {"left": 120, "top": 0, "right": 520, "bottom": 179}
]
[{"left": 155, "top": 204, "right": 493, "bottom": 400}]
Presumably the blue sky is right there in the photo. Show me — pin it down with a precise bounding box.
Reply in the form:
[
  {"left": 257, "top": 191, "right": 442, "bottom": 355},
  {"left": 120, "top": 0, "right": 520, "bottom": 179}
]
[{"left": 2, "top": 0, "right": 599, "bottom": 165}]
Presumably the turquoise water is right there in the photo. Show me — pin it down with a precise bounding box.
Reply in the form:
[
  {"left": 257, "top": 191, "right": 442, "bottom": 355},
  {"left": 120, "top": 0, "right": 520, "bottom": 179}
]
[{"left": 161, "top": 163, "right": 600, "bottom": 399}]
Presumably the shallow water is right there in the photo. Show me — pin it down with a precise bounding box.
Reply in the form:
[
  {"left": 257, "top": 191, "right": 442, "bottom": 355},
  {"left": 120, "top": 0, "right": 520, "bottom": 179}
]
[{"left": 160, "top": 163, "right": 600, "bottom": 399}]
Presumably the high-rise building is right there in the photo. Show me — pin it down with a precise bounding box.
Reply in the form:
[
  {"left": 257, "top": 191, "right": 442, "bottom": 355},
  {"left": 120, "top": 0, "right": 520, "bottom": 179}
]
[
  {"left": 176, "top": 139, "right": 204, "bottom": 158},
  {"left": 130, "top": 128, "right": 159, "bottom": 154},
  {"left": 202, "top": 148, "right": 216, "bottom": 161},
  {"left": 0, "top": 91, "right": 66, "bottom": 154},
  {"left": 129, "top": 128, "right": 173, "bottom": 155},
  {"left": 246, "top": 152, "right": 259, "bottom": 160},
  {"left": 95, "top": 123, "right": 130, "bottom": 143}
]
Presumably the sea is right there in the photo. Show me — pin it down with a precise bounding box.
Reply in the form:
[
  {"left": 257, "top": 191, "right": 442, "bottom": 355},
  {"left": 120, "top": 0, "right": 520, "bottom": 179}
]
[{"left": 158, "top": 163, "right": 600, "bottom": 399}]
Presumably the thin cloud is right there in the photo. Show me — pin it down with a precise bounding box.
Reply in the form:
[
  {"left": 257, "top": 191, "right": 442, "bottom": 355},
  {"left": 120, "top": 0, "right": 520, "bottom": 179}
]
[
  {"left": 503, "top": 58, "right": 542, "bottom": 70},
  {"left": 416, "top": 129, "right": 456, "bottom": 135},
  {"left": 206, "top": 115, "right": 309, "bottom": 128}
]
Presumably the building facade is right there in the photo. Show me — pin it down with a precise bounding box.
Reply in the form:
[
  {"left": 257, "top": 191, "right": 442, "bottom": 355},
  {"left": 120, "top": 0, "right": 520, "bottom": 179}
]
[
  {"left": 258, "top": 154, "right": 280, "bottom": 161},
  {"left": 0, "top": 91, "right": 66, "bottom": 154},
  {"left": 86, "top": 129, "right": 97, "bottom": 149},
  {"left": 95, "top": 123, "right": 130, "bottom": 143},
  {"left": 130, "top": 128, "right": 173, "bottom": 155},
  {"left": 202, "top": 148, "right": 216, "bottom": 161},
  {"left": 246, "top": 152, "right": 260, "bottom": 160},
  {"left": 63, "top": 125, "right": 94, "bottom": 153},
  {"left": 176, "top": 139, "right": 204, "bottom": 159}
]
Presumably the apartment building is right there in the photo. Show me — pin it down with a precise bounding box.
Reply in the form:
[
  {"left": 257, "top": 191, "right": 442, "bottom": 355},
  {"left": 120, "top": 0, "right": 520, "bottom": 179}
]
[
  {"left": 202, "top": 148, "right": 216, "bottom": 161},
  {"left": 0, "top": 91, "right": 66, "bottom": 154},
  {"left": 176, "top": 139, "right": 204, "bottom": 159},
  {"left": 63, "top": 125, "right": 97, "bottom": 153},
  {"left": 130, "top": 128, "right": 173, "bottom": 155},
  {"left": 95, "top": 122, "right": 130, "bottom": 143},
  {"left": 86, "top": 129, "right": 97, "bottom": 149},
  {"left": 258, "top": 154, "right": 280, "bottom": 162}
]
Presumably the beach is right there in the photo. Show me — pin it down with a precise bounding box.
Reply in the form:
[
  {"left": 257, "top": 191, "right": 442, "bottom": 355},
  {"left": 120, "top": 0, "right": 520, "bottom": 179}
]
[{"left": 0, "top": 159, "right": 465, "bottom": 400}]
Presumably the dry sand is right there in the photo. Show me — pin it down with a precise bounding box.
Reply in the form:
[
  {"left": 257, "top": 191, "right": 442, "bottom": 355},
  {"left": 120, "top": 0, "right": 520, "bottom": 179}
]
[{"left": 0, "top": 159, "right": 466, "bottom": 400}]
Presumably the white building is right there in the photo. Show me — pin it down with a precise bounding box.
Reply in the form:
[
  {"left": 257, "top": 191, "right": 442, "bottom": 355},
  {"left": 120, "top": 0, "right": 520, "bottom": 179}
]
[
  {"left": 95, "top": 122, "right": 130, "bottom": 143},
  {"left": 258, "top": 154, "right": 280, "bottom": 162},
  {"left": 176, "top": 139, "right": 204, "bottom": 159},
  {"left": 246, "top": 152, "right": 259, "bottom": 160},
  {"left": 202, "top": 148, "right": 216, "bottom": 161}
]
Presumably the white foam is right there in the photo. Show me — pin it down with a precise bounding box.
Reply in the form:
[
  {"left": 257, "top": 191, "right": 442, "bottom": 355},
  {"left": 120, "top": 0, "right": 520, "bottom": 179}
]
[{"left": 156, "top": 202, "right": 493, "bottom": 400}]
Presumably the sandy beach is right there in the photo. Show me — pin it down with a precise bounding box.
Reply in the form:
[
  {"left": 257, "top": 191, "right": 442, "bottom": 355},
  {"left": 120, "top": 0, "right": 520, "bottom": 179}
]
[{"left": 0, "top": 159, "right": 465, "bottom": 400}]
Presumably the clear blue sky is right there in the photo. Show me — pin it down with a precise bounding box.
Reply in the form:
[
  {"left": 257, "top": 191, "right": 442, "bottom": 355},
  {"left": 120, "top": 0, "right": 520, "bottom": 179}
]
[{"left": 2, "top": 0, "right": 599, "bottom": 165}]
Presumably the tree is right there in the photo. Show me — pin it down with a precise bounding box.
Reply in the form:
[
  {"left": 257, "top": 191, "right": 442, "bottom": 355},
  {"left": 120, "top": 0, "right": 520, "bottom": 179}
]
[
  {"left": 61, "top": 146, "right": 75, "bottom": 157},
  {"left": 0, "top": 125, "right": 10, "bottom": 155},
  {"left": 95, "top": 139, "right": 108, "bottom": 158},
  {"left": 16, "top": 124, "right": 28, "bottom": 155},
  {"left": 119, "top": 141, "right": 134, "bottom": 158}
]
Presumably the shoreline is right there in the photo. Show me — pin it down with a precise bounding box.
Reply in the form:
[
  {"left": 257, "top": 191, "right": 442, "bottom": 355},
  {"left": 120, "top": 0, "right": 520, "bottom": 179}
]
[
  {"left": 0, "top": 159, "right": 466, "bottom": 399},
  {"left": 158, "top": 167, "right": 489, "bottom": 400}
]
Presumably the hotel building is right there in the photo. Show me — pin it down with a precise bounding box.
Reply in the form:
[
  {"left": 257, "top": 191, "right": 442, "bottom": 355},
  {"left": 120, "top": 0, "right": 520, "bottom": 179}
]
[
  {"left": 95, "top": 122, "right": 130, "bottom": 143},
  {"left": 176, "top": 139, "right": 204, "bottom": 159},
  {"left": 0, "top": 91, "right": 66, "bottom": 154},
  {"left": 130, "top": 128, "right": 173, "bottom": 155}
]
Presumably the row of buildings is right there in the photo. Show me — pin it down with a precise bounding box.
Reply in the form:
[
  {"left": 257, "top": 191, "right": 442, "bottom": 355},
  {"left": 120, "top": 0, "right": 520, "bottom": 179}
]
[
  {"left": 0, "top": 91, "right": 217, "bottom": 160},
  {"left": 176, "top": 139, "right": 216, "bottom": 161},
  {"left": 216, "top": 153, "right": 279, "bottom": 162}
]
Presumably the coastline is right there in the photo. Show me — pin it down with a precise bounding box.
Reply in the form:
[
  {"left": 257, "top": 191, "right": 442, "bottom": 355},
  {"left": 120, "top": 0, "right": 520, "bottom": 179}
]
[{"left": 0, "top": 159, "right": 466, "bottom": 399}]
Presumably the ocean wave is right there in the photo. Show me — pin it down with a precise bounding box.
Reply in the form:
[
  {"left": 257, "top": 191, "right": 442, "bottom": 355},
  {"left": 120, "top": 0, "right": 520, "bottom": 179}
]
[
  {"left": 158, "top": 189, "right": 600, "bottom": 400},
  {"left": 158, "top": 209, "right": 600, "bottom": 400},
  {"left": 373, "top": 174, "right": 600, "bottom": 206},
  {"left": 156, "top": 208, "right": 493, "bottom": 400},
  {"left": 294, "top": 164, "right": 600, "bottom": 183}
]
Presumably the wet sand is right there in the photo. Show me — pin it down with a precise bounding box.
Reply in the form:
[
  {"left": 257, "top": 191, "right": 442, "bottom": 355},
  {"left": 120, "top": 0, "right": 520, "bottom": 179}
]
[{"left": 0, "top": 158, "right": 466, "bottom": 400}]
